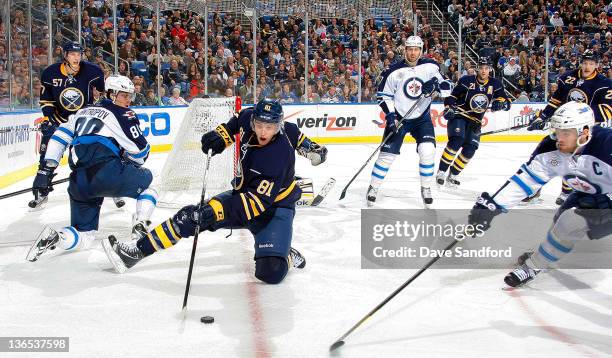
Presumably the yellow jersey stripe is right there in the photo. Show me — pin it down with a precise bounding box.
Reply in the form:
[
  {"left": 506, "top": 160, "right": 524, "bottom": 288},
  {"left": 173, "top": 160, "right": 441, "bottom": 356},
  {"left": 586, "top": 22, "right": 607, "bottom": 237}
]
[
  {"left": 247, "top": 192, "right": 265, "bottom": 212},
  {"left": 208, "top": 199, "right": 225, "bottom": 221},
  {"left": 249, "top": 199, "right": 260, "bottom": 217},
  {"left": 146, "top": 233, "right": 162, "bottom": 251},
  {"left": 240, "top": 193, "right": 252, "bottom": 220},
  {"left": 274, "top": 180, "right": 297, "bottom": 202},
  {"left": 297, "top": 133, "right": 306, "bottom": 147},
  {"left": 454, "top": 159, "right": 466, "bottom": 169},
  {"left": 442, "top": 150, "right": 456, "bottom": 161}
]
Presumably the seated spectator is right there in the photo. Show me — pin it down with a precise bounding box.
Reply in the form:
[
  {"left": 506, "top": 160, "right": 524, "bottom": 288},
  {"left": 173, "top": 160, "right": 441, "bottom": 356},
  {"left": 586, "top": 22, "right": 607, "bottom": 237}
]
[
  {"left": 167, "top": 87, "right": 188, "bottom": 105},
  {"left": 321, "top": 85, "right": 342, "bottom": 103}
]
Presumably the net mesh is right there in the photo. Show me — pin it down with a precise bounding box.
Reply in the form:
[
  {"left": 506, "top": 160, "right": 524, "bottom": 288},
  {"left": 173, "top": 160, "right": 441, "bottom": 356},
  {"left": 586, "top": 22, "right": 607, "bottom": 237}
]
[{"left": 157, "top": 97, "right": 238, "bottom": 208}]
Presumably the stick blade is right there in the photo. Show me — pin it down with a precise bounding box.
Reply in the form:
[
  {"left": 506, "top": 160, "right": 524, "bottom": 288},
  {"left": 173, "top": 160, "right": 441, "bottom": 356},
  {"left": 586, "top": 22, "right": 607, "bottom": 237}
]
[
  {"left": 329, "top": 340, "right": 345, "bottom": 352},
  {"left": 339, "top": 189, "right": 347, "bottom": 200}
]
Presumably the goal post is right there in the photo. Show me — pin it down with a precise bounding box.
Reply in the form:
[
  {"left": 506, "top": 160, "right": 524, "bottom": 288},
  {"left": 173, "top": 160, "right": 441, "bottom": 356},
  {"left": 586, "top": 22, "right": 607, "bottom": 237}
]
[{"left": 157, "top": 96, "right": 241, "bottom": 208}]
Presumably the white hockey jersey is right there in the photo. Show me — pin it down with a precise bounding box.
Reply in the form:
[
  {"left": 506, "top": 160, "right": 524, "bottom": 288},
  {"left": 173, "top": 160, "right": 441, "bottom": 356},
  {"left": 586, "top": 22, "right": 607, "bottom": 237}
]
[
  {"left": 45, "top": 99, "right": 150, "bottom": 167},
  {"left": 494, "top": 126, "right": 612, "bottom": 208},
  {"left": 377, "top": 58, "right": 453, "bottom": 119}
]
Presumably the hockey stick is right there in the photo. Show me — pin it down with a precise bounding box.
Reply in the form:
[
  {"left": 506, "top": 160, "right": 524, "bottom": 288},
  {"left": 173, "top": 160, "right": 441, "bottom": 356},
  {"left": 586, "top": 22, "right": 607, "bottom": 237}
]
[
  {"left": 311, "top": 177, "right": 336, "bottom": 206},
  {"left": 0, "top": 177, "right": 70, "bottom": 201},
  {"left": 329, "top": 238, "right": 459, "bottom": 351},
  {"left": 339, "top": 95, "right": 427, "bottom": 200},
  {"left": 181, "top": 149, "right": 213, "bottom": 317},
  {"left": 480, "top": 123, "right": 530, "bottom": 136}
]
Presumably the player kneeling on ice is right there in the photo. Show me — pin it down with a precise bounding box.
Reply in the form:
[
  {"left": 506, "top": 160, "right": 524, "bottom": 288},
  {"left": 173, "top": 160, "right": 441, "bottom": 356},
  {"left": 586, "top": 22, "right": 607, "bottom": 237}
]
[
  {"left": 102, "top": 99, "right": 327, "bottom": 284},
  {"left": 468, "top": 101, "right": 611, "bottom": 287},
  {"left": 367, "top": 35, "right": 453, "bottom": 206},
  {"left": 27, "top": 75, "right": 157, "bottom": 262}
]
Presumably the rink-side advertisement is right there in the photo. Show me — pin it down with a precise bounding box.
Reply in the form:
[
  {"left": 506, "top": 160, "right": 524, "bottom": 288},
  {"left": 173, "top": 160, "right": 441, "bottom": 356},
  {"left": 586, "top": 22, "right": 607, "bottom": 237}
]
[{"left": 0, "top": 103, "right": 545, "bottom": 188}]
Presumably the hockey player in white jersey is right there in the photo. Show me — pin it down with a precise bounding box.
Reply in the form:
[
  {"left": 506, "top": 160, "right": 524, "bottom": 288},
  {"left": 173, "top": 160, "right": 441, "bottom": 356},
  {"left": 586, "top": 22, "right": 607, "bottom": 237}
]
[
  {"left": 367, "top": 35, "right": 453, "bottom": 206},
  {"left": 468, "top": 101, "right": 611, "bottom": 287},
  {"left": 26, "top": 75, "right": 158, "bottom": 262}
]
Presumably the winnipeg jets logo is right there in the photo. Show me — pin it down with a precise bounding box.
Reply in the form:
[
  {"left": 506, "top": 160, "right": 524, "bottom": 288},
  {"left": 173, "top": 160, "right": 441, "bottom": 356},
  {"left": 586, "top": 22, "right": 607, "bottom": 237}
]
[
  {"left": 576, "top": 79, "right": 584, "bottom": 87},
  {"left": 403, "top": 77, "right": 424, "bottom": 99},
  {"left": 59, "top": 87, "right": 84, "bottom": 111},
  {"left": 469, "top": 94, "right": 489, "bottom": 113},
  {"left": 567, "top": 89, "right": 587, "bottom": 103},
  {"left": 564, "top": 174, "right": 601, "bottom": 194}
]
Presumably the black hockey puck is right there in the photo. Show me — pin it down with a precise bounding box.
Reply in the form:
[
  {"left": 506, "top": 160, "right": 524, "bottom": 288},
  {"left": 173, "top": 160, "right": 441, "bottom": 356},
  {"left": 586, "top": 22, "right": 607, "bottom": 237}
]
[{"left": 200, "top": 316, "right": 214, "bottom": 324}]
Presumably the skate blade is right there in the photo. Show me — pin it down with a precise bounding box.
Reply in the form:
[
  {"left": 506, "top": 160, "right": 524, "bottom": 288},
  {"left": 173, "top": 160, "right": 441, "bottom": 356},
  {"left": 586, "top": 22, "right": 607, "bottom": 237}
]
[
  {"left": 25, "top": 226, "right": 56, "bottom": 262},
  {"left": 101, "top": 235, "right": 128, "bottom": 274}
]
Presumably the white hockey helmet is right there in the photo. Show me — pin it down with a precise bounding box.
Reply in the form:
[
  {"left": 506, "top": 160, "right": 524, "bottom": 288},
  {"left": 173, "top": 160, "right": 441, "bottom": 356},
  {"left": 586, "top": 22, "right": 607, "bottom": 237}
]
[
  {"left": 549, "top": 101, "right": 595, "bottom": 147},
  {"left": 405, "top": 35, "right": 424, "bottom": 50},
  {"left": 105, "top": 74, "right": 135, "bottom": 94}
]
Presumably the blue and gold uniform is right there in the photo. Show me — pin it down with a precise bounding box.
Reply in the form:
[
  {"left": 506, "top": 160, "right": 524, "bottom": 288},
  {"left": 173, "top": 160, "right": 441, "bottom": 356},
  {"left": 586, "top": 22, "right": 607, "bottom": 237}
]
[
  {"left": 39, "top": 61, "right": 105, "bottom": 125},
  {"left": 127, "top": 99, "right": 319, "bottom": 284},
  {"left": 437, "top": 70, "right": 510, "bottom": 184},
  {"left": 542, "top": 68, "right": 612, "bottom": 125},
  {"left": 30, "top": 42, "right": 106, "bottom": 208}
]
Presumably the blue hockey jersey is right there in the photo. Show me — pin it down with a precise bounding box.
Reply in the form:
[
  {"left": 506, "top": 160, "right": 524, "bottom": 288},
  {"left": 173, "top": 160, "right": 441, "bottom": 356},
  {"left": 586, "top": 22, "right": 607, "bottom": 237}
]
[
  {"left": 444, "top": 75, "right": 510, "bottom": 124},
  {"left": 44, "top": 99, "right": 150, "bottom": 169},
  {"left": 210, "top": 108, "right": 305, "bottom": 226},
  {"left": 542, "top": 69, "right": 612, "bottom": 124},
  {"left": 39, "top": 61, "right": 105, "bottom": 125}
]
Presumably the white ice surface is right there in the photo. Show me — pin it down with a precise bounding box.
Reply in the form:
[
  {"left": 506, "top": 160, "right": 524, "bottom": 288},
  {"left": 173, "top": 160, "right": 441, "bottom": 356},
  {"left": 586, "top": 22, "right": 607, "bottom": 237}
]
[{"left": 1, "top": 143, "right": 611, "bottom": 358}]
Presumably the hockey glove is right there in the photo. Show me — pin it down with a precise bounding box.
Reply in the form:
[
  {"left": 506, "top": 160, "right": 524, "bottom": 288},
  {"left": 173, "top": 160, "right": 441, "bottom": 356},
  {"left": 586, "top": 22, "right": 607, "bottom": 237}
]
[
  {"left": 385, "top": 112, "right": 400, "bottom": 133},
  {"left": 574, "top": 193, "right": 612, "bottom": 240},
  {"left": 527, "top": 111, "right": 548, "bottom": 131},
  {"left": 468, "top": 192, "right": 506, "bottom": 231},
  {"left": 491, "top": 98, "right": 510, "bottom": 112},
  {"left": 171, "top": 203, "right": 217, "bottom": 238},
  {"left": 201, "top": 123, "right": 233, "bottom": 156},
  {"left": 306, "top": 143, "right": 328, "bottom": 166},
  {"left": 32, "top": 164, "right": 56, "bottom": 199},
  {"left": 422, "top": 77, "right": 439, "bottom": 98},
  {"left": 443, "top": 107, "right": 456, "bottom": 121}
]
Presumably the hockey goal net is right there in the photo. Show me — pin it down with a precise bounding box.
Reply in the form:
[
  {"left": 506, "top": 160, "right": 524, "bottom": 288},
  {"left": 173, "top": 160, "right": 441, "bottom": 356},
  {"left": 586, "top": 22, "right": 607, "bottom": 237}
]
[{"left": 157, "top": 96, "right": 241, "bottom": 208}]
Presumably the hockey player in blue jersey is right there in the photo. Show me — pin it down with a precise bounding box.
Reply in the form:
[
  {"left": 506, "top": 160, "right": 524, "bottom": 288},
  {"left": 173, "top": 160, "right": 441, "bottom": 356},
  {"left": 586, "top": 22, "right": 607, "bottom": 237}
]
[
  {"left": 101, "top": 99, "right": 328, "bottom": 284},
  {"left": 367, "top": 35, "right": 453, "bottom": 206},
  {"left": 527, "top": 49, "right": 612, "bottom": 205},
  {"left": 436, "top": 57, "right": 510, "bottom": 187},
  {"left": 468, "top": 101, "right": 611, "bottom": 287},
  {"left": 30, "top": 42, "right": 107, "bottom": 209},
  {"left": 26, "top": 75, "right": 158, "bottom": 262}
]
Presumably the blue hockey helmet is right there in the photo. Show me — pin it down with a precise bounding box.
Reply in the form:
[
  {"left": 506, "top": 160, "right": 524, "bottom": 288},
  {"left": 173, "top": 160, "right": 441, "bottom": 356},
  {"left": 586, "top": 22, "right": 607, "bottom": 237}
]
[
  {"left": 63, "top": 41, "right": 83, "bottom": 55},
  {"left": 251, "top": 98, "right": 284, "bottom": 133},
  {"left": 581, "top": 49, "right": 599, "bottom": 63},
  {"left": 478, "top": 56, "right": 492, "bottom": 67}
]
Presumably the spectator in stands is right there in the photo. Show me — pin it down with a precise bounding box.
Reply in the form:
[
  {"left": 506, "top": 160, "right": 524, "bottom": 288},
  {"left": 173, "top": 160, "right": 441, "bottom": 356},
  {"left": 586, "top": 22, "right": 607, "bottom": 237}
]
[
  {"left": 132, "top": 84, "right": 146, "bottom": 106},
  {"left": 167, "top": 87, "right": 188, "bottom": 105},
  {"left": 322, "top": 84, "right": 342, "bottom": 103},
  {"left": 144, "top": 88, "right": 158, "bottom": 106},
  {"left": 279, "top": 82, "right": 298, "bottom": 104}
]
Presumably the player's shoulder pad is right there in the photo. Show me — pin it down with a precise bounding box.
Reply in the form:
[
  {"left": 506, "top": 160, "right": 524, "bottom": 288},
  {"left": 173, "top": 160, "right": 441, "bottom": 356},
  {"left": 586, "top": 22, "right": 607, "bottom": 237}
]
[
  {"left": 381, "top": 59, "right": 409, "bottom": 76},
  {"left": 40, "top": 63, "right": 62, "bottom": 81},
  {"left": 282, "top": 121, "right": 301, "bottom": 144},
  {"left": 583, "top": 125, "right": 612, "bottom": 166},
  {"left": 558, "top": 69, "right": 580, "bottom": 82},
  {"left": 417, "top": 57, "right": 440, "bottom": 68},
  {"left": 81, "top": 61, "right": 104, "bottom": 76},
  {"left": 458, "top": 75, "right": 476, "bottom": 86},
  {"left": 102, "top": 100, "right": 137, "bottom": 121}
]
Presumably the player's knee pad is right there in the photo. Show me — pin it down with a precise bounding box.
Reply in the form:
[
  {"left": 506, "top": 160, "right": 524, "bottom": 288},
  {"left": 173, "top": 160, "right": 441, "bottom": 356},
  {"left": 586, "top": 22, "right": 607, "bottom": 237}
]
[
  {"left": 460, "top": 144, "right": 478, "bottom": 159},
  {"left": 417, "top": 142, "right": 436, "bottom": 163},
  {"left": 255, "top": 256, "right": 288, "bottom": 284},
  {"left": 59, "top": 227, "right": 96, "bottom": 251},
  {"left": 171, "top": 205, "right": 200, "bottom": 238},
  {"left": 446, "top": 136, "right": 464, "bottom": 152}
]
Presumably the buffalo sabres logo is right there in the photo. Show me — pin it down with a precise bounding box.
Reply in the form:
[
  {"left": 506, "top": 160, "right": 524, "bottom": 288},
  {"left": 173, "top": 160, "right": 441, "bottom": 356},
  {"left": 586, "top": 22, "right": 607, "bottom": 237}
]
[
  {"left": 403, "top": 77, "right": 424, "bottom": 99},
  {"left": 567, "top": 89, "right": 587, "bottom": 103},
  {"left": 563, "top": 174, "right": 601, "bottom": 194},
  {"left": 469, "top": 94, "right": 489, "bottom": 113},
  {"left": 59, "top": 87, "right": 84, "bottom": 111}
]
